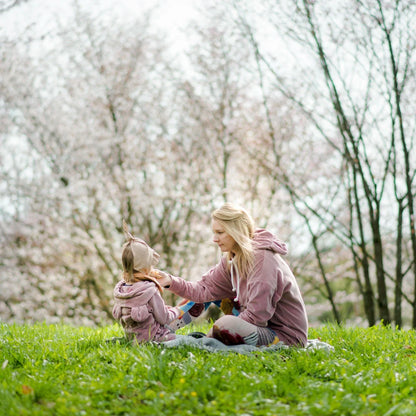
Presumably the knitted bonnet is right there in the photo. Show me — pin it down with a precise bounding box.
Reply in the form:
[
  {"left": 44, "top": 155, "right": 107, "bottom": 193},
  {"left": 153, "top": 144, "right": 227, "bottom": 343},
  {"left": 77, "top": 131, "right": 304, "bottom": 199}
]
[{"left": 122, "top": 220, "right": 160, "bottom": 271}]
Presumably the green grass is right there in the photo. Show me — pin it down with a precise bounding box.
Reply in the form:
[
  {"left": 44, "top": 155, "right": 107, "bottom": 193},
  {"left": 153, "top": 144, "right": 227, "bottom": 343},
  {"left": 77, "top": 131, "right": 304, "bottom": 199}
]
[{"left": 1, "top": 323, "right": 415, "bottom": 416}]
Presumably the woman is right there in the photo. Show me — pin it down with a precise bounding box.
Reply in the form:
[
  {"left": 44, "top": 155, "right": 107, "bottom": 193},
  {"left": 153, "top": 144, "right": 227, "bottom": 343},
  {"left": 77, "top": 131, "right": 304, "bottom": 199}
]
[{"left": 158, "top": 203, "right": 308, "bottom": 347}]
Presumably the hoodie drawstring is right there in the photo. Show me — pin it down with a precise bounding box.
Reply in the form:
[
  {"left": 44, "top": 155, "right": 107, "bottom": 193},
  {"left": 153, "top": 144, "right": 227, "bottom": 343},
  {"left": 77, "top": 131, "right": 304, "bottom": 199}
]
[{"left": 229, "top": 258, "right": 240, "bottom": 302}]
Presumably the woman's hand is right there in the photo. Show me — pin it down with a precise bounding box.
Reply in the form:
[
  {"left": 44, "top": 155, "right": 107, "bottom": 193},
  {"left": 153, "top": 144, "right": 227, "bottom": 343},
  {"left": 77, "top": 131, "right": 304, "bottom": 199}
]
[{"left": 154, "top": 269, "right": 172, "bottom": 288}]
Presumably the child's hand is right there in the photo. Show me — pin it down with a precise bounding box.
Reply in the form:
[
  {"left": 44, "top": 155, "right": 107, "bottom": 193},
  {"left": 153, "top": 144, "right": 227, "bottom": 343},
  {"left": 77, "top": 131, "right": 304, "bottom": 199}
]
[{"left": 153, "top": 269, "right": 172, "bottom": 287}]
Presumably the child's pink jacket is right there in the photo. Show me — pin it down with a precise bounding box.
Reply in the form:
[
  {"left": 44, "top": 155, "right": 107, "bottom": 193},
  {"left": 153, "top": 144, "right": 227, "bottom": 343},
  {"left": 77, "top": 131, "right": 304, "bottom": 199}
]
[
  {"left": 113, "top": 280, "right": 180, "bottom": 343},
  {"left": 168, "top": 229, "right": 308, "bottom": 346}
]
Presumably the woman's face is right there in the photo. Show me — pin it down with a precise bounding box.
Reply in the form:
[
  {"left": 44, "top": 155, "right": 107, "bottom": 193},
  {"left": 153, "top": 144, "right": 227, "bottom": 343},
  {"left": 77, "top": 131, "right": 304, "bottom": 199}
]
[{"left": 212, "top": 219, "right": 236, "bottom": 253}]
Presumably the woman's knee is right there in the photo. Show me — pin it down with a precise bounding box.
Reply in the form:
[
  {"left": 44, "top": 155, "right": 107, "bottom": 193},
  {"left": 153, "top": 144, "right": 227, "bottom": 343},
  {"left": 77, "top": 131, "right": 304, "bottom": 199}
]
[
  {"left": 213, "top": 315, "right": 241, "bottom": 329},
  {"left": 208, "top": 315, "right": 257, "bottom": 345}
]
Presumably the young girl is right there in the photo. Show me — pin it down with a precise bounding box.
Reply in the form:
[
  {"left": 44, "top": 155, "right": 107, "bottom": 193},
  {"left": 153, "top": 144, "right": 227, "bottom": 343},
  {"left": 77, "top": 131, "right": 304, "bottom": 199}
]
[{"left": 112, "top": 222, "right": 181, "bottom": 343}]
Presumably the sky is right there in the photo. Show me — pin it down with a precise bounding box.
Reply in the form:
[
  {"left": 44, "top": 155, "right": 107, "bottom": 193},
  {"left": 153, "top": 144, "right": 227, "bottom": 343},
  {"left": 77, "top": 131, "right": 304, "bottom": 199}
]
[{"left": 0, "top": 0, "right": 202, "bottom": 47}]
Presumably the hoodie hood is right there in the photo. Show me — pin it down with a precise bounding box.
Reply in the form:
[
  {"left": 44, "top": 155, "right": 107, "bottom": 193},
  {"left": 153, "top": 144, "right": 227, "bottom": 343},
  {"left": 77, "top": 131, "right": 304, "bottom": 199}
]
[
  {"left": 113, "top": 280, "right": 157, "bottom": 307},
  {"left": 253, "top": 228, "right": 288, "bottom": 255}
]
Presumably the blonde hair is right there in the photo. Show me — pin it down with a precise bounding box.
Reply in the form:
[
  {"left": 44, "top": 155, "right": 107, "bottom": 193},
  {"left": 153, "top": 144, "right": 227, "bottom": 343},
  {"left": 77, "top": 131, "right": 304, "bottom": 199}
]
[
  {"left": 122, "top": 242, "right": 163, "bottom": 293},
  {"left": 212, "top": 203, "right": 255, "bottom": 278}
]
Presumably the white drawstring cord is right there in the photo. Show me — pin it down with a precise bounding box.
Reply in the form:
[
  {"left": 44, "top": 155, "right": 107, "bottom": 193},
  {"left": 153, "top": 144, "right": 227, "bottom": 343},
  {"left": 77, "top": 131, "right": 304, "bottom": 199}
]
[{"left": 229, "top": 258, "right": 240, "bottom": 302}]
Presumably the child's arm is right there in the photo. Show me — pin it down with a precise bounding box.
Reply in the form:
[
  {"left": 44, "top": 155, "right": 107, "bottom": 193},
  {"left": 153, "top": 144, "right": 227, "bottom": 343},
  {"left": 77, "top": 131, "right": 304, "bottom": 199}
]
[{"left": 148, "top": 291, "right": 182, "bottom": 325}]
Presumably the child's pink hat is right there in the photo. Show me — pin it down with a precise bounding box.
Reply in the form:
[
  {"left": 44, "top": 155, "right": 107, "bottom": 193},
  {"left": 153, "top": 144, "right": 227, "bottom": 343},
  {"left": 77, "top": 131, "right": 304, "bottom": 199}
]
[{"left": 123, "top": 220, "right": 160, "bottom": 271}]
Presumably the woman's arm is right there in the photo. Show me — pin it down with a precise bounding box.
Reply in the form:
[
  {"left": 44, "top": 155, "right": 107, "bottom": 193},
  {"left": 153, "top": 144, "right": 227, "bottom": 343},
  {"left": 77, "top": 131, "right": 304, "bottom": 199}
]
[
  {"left": 154, "top": 270, "right": 172, "bottom": 288},
  {"left": 156, "top": 260, "right": 235, "bottom": 303}
]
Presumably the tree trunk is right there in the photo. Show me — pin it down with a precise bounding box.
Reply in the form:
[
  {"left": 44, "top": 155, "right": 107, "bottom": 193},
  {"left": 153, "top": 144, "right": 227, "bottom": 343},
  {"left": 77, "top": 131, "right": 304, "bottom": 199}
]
[{"left": 394, "top": 199, "right": 404, "bottom": 327}]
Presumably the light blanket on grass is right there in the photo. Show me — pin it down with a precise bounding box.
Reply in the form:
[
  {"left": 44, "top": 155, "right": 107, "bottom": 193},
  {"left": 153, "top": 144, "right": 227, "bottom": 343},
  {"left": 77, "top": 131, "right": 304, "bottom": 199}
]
[{"left": 162, "top": 335, "right": 333, "bottom": 354}]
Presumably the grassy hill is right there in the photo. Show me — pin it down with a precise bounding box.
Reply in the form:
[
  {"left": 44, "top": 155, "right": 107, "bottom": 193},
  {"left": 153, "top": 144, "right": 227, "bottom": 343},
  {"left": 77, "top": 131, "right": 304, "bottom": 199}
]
[{"left": 1, "top": 322, "right": 415, "bottom": 415}]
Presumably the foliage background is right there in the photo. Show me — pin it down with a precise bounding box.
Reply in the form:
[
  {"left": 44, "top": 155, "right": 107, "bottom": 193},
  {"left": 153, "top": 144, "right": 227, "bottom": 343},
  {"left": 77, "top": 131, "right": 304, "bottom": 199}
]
[{"left": 0, "top": 0, "right": 415, "bottom": 328}]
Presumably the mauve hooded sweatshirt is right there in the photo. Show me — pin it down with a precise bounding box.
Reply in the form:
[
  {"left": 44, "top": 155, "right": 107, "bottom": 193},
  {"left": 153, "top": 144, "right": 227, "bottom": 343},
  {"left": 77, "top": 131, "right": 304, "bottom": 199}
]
[
  {"left": 113, "top": 280, "right": 180, "bottom": 343},
  {"left": 168, "top": 229, "right": 308, "bottom": 346}
]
